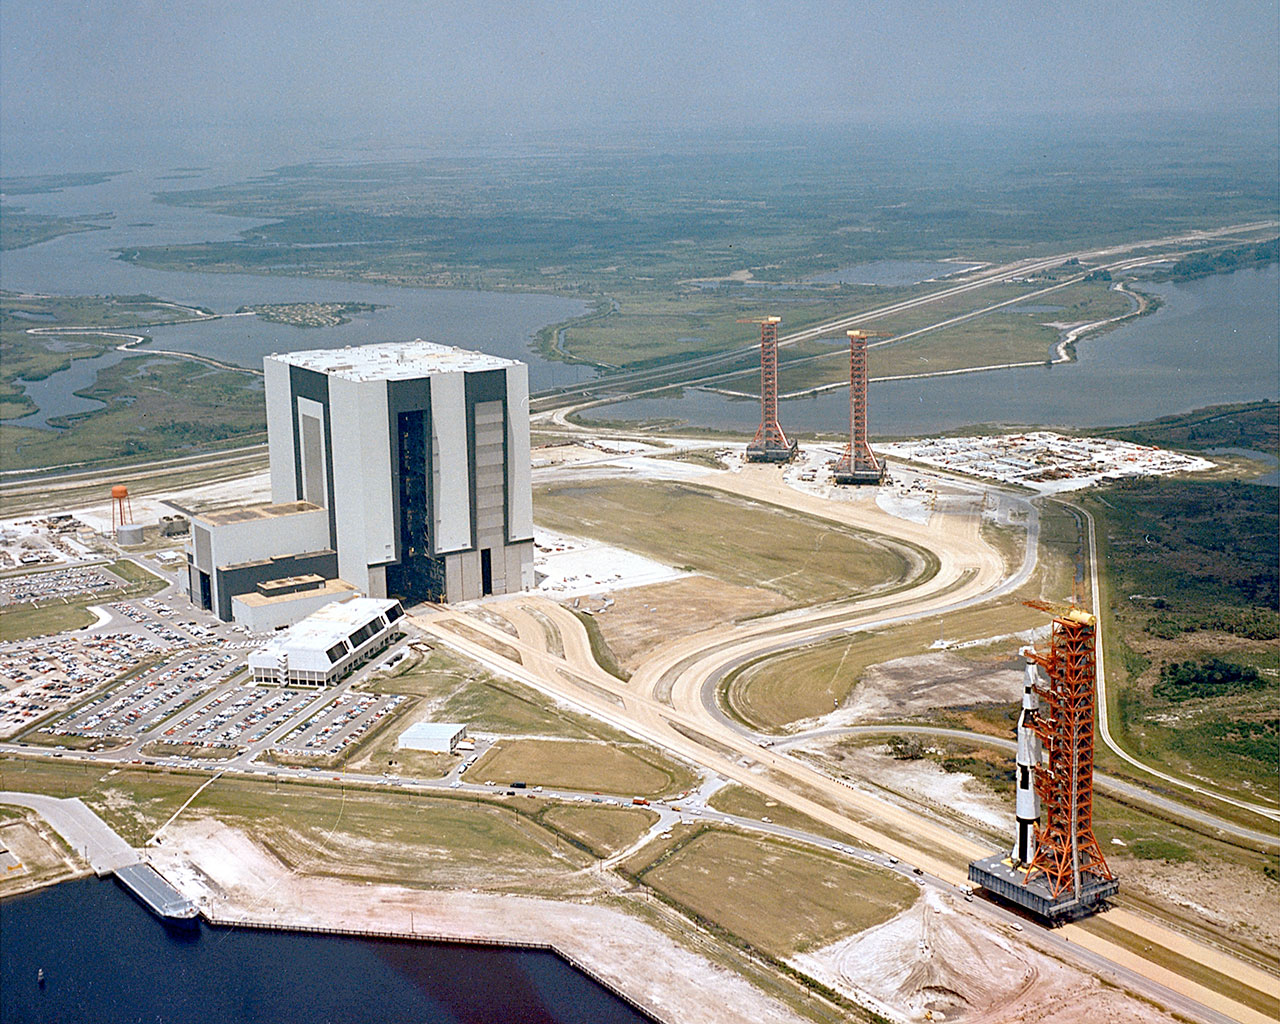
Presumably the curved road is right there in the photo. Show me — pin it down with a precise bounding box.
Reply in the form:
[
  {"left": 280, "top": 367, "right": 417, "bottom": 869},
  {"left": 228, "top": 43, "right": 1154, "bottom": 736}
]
[{"left": 413, "top": 464, "right": 1278, "bottom": 1024}]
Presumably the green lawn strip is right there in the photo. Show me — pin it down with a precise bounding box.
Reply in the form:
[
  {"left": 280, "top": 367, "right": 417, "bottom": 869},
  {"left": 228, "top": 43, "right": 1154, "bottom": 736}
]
[
  {"left": 537, "top": 804, "right": 658, "bottom": 857},
  {"left": 571, "top": 609, "right": 630, "bottom": 681},
  {"left": 467, "top": 738, "right": 696, "bottom": 798},
  {"left": 706, "top": 784, "right": 859, "bottom": 846},
  {"left": 632, "top": 829, "right": 917, "bottom": 960},
  {"left": 535, "top": 479, "right": 918, "bottom": 608},
  {"left": 368, "top": 649, "right": 631, "bottom": 743}
]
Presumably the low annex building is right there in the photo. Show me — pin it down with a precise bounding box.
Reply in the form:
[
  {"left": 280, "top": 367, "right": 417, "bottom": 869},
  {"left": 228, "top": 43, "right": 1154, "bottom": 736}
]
[
  {"left": 186, "top": 501, "right": 338, "bottom": 623},
  {"left": 248, "top": 597, "right": 405, "bottom": 686},
  {"left": 397, "top": 721, "right": 468, "bottom": 753}
]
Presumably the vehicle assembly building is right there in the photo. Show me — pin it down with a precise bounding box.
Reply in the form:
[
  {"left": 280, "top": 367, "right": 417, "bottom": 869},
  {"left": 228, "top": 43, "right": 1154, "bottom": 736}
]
[
  {"left": 187, "top": 340, "right": 535, "bottom": 622},
  {"left": 969, "top": 604, "right": 1118, "bottom": 920}
]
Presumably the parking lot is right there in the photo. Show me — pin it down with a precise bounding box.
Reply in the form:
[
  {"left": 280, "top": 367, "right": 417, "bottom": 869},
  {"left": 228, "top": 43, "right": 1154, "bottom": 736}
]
[
  {"left": 0, "top": 565, "right": 124, "bottom": 607},
  {"left": 158, "top": 685, "right": 321, "bottom": 750},
  {"left": 274, "top": 691, "right": 408, "bottom": 758},
  {"left": 49, "top": 651, "right": 243, "bottom": 742},
  {"left": 0, "top": 632, "right": 164, "bottom": 739}
]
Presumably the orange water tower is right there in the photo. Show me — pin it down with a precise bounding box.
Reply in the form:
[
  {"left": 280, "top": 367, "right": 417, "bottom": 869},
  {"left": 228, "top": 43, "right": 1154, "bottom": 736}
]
[{"left": 111, "top": 485, "right": 134, "bottom": 532}]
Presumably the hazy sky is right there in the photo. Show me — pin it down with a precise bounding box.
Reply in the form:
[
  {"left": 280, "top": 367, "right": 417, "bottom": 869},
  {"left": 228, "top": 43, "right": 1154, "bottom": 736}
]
[{"left": 3, "top": 1, "right": 1277, "bottom": 154}]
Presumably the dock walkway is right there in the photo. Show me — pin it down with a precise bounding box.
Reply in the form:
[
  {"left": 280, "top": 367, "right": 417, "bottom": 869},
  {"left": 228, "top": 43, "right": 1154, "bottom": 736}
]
[{"left": 0, "top": 791, "right": 195, "bottom": 918}]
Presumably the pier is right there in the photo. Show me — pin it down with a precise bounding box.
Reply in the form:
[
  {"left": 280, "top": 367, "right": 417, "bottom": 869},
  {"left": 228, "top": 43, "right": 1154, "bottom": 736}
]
[{"left": 0, "top": 791, "right": 196, "bottom": 919}]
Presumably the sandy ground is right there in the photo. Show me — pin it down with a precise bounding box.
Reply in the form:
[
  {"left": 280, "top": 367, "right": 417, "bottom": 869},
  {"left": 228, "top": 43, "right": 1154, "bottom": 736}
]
[
  {"left": 793, "top": 888, "right": 1184, "bottom": 1024},
  {"left": 0, "top": 817, "right": 88, "bottom": 897},
  {"left": 848, "top": 650, "right": 1024, "bottom": 722},
  {"left": 150, "top": 817, "right": 810, "bottom": 1024},
  {"left": 582, "top": 575, "right": 790, "bottom": 670},
  {"left": 1116, "top": 856, "right": 1280, "bottom": 955},
  {"left": 533, "top": 528, "right": 689, "bottom": 599},
  {"left": 802, "top": 740, "right": 1014, "bottom": 833}
]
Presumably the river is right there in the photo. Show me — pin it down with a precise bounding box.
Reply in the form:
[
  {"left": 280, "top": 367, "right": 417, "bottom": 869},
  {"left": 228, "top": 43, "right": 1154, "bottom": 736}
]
[
  {"left": 585, "top": 265, "right": 1280, "bottom": 436},
  {"left": 0, "top": 878, "right": 652, "bottom": 1024}
]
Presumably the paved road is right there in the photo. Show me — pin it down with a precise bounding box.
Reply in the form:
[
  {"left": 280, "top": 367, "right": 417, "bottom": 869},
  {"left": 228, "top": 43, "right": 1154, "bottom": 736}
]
[
  {"left": 771, "top": 725, "right": 1279, "bottom": 848},
  {"left": 1078, "top": 500, "right": 1280, "bottom": 824},
  {"left": 0, "top": 791, "right": 139, "bottom": 874}
]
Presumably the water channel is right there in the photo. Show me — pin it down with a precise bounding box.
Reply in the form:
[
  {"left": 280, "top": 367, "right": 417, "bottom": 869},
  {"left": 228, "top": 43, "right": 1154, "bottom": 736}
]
[
  {"left": 585, "top": 265, "right": 1280, "bottom": 436},
  {"left": 3, "top": 167, "right": 593, "bottom": 427},
  {"left": 0, "top": 878, "right": 653, "bottom": 1024}
]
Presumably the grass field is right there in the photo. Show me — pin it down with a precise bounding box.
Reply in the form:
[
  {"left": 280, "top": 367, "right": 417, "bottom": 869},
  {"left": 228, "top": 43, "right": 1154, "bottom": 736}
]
[
  {"left": 722, "top": 501, "right": 1079, "bottom": 731},
  {"left": 468, "top": 738, "right": 696, "bottom": 798},
  {"left": 535, "top": 480, "right": 919, "bottom": 608},
  {"left": 0, "top": 559, "right": 167, "bottom": 642},
  {"left": 192, "top": 783, "right": 591, "bottom": 891},
  {"left": 706, "top": 785, "right": 856, "bottom": 845},
  {"left": 538, "top": 804, "right": 658, "bottom": 857},
  {"left": 367, "top": 649, "right": 633, "bottom": 743},
  {"left": 634, "top": 829, "right": 917, "bottom": 958},
  {"left": 0, "top": 756, "right": 592, "bottom": 891},
  {"left": 1081, "top": 478, "right": 1278, "bottom": 803}
]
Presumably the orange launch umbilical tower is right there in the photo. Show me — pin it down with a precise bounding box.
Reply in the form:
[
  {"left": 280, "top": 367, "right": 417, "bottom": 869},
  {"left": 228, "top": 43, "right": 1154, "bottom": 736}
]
[
  {"left": 742, "top": 316, "right": 797, "bottom": 463},
  {"left": 968, "top": 602, "right": 1118, "bottom": 920},
  {"left": 1022, "top": 602, "right": 1115, "bottom": 901},
  {"left": 833, "top": 330, "right": 888, "bottom": 484}
]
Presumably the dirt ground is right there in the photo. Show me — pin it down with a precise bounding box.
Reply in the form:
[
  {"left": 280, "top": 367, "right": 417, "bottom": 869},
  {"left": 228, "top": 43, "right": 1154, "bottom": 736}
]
[
  {"left": 0, "top": 817, "right": 86, "bottom": 897},
  {"left": 149, "top": 817, "right": 810, "bottom": 1024},
  {"left": 843, "top": 650, "right": 1024, "bottom": 723},
  {"left": 793, "top": 888, "right": 1184, "bottom": 1024},
  {"left": 1115, "top": 855, "right": 1280, "bottom": 955},
  {"left": 579, "top": 575, "right": 789, "bottom": 670},
  {"left": 801, "top": 740, "right": 1014, "bottom": 832}
]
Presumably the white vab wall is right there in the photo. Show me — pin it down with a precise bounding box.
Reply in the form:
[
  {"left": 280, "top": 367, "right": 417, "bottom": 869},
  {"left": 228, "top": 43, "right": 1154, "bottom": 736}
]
[
  {"left": 264, "top": 358, "right": 297, "bottom": 503},
  {"left": 430, "top": 372, "right": 471, "bottom": 553},
  {"left": 329, "top": 375, "right": 395, "bottom": 594},
  {"left": 190, "top": 506, "right": 330, "bottom": 574},
  {"left": 505, "top": 365, "right": 533, "bottom": 542}
]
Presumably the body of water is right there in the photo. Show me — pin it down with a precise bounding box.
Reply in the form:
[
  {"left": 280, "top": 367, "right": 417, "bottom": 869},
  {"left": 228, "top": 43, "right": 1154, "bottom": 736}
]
[
  {"left": 4, "top": 168, "right": 592, "bottom": 424},
  {"left": 0, "top": 878, "right": 652, "bottom": 1024},
  {"left": 587, "top": 265, "right": 1280, "bottom": 436}
]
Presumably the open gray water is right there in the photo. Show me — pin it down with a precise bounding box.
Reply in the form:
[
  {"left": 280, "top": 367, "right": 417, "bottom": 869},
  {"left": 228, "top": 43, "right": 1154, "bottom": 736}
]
[
  {"left": 3, "top": 168, "right": 592, "bottom": 424},
  {"left": 586, "top": 265, "right": 1280, "bottom": 436}
]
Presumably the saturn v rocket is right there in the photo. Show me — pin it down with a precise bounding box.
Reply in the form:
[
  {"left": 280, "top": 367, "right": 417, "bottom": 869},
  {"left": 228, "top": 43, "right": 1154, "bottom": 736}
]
[{"left": 1012, "top": 654, "right": 1041, "bottom": 865}]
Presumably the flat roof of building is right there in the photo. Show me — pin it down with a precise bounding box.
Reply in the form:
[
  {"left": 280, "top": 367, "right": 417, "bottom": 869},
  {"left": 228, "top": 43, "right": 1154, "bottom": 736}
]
[
  {"left": 194, "top": 501, "right": 323, "bottom": 527},
  {"left": 233, "top": 578, "right": 358, "bottom": 608},
  {"left": 400, "top": 722, "right": 467, "bottom": 742},
  {"left": 254, "top": 596, "right": 402, "bottom": 654},
  {"left": 268, "top": 340, "right": 519, "bottom": 381}
]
